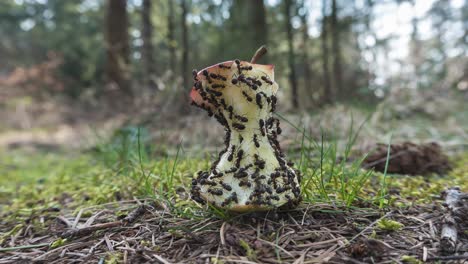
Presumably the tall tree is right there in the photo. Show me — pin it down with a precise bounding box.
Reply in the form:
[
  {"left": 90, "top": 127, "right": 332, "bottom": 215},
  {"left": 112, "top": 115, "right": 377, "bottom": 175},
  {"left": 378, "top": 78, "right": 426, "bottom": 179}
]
[
  {"left": 409, "top": 0, "right": 422, "bottom": 89},
  {"left": 284, "top": 0, "right": 298, "bottom": 109},
  {"left": 331, "top": 0, "right": 343, "bottom": 97},
  {"left": 105, "top": 0, "right": 131, "bottom": 96},
  {"left": 181, "top": 0, "right": 189, "bottom": 91},
  {"left": 321, "top": 0, "right": 332, "bottom": 104},
  {"left": 250, "top": 0, "right": 268, "bottom": 61},
  {"left": 167, "top": 0, "right": 176, "bottom": 74},
  {"left": 298, "top": 0, "right": 312, "bottom": 103},
  {"left": 226, "top": 0, "right": 267, "bottom": 61},
  {"left": 141, "top": 0, "right": 156, "bottom": 90}
]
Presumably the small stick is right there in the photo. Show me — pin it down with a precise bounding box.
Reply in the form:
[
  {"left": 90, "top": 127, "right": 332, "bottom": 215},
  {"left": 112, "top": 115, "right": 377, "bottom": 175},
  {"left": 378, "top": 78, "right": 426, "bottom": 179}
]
[
  {"left": 427, "top": 254, "right": 468, "bottom": 261},
  {"left": 250, "top": 45, "right": 268, "bottom": 64},
  {"left": 61, "top": 221, "right": 121, "bottom": 239},
  {"left": 122, "top": 204, "right": 147, "bottom": 224},
  {"left": 60, "top": 204, "right": 147, "bottom": 239},
  {"left": 0, "top": 243, "right": 49, "bottom": 252},
  {"left": 440, "top": 187, "right": 462, "bottom": 254}
]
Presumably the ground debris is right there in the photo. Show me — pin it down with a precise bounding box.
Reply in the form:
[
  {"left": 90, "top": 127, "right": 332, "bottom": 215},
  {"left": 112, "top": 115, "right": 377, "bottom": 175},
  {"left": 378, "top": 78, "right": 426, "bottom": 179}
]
[
  {"left": 362, "top": 141, "right": 451, "bottom": 175},
  {"left": 1, "top": 201, "right": 466, "bottom": 263},
  {"left": 440, "top": 187, "right": 468, "bottom": 254}
]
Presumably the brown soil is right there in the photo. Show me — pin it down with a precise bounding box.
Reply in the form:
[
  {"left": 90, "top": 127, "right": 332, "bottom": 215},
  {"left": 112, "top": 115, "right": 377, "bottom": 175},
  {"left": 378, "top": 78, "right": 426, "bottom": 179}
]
[{"left": 362, "top": 142, "right": 452, "bottom": 176}]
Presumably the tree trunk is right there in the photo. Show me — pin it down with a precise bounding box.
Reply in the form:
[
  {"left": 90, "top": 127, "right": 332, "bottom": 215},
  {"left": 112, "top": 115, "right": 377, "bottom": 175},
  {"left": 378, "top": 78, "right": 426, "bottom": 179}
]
[
  {"left": 285, "top": 0, "right": 299, "bottom": 109},
  {"left": 409, "top": 0, "right": 421, "bottom": 89},
  {"left": 364, "top": 0, "right": 374, "bottom": 91},
  {"left": 105, "top": 0, "right": 131, "bottom": 97},
  {"left": 321, "top": 0, "right": 332, "bottom": 104},
  {"left": 141, "top": 0, "right": 156, "bottom": 90},
  {"left": 250, "top": 0, "right": 268, "bottom": 62},
  {"left": 331, "top": 0, "right": 342, "bottom": 99},
  {"left": 181, "top": 0, "right": 189, "bottom": 91},
  {"left": 167, "top": 0, "right": 176, "bottom": 75},
  {"left": 299, "top": 0, "right": 312, "bottom": 105}
]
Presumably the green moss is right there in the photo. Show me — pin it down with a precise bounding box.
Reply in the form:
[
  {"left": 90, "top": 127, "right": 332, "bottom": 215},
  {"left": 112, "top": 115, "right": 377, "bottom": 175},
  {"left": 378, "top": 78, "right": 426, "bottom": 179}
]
[
  {"left": 1, "top": 142, "right": 467, "bottom": 228},
  {"left": 401, "top": 255, "right": 422, "bottom": 264},
  {"left": 377, "top": 219, "right": 404, "bottom": 231},
  {"left": 0, "top": 148, "right": 206, "bottom": 225},
  {"left": 372, "top": 153, "right": 468, "bottom": 206},
  {"left": 50, "top": 238, "right": 67, "bottom": 249}
]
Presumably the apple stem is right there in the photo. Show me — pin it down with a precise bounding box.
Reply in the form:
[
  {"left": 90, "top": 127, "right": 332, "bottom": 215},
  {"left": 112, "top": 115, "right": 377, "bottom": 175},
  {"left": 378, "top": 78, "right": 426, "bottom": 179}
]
[{"left": 250, "top": 45, "right": 268, "bottom": 64}]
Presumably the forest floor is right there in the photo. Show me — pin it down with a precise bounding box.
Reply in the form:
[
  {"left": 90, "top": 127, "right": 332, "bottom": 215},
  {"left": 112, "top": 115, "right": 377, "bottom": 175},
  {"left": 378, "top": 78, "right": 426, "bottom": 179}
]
[{"left": 1, "top": 97, "right": 468, "bottom": 263}]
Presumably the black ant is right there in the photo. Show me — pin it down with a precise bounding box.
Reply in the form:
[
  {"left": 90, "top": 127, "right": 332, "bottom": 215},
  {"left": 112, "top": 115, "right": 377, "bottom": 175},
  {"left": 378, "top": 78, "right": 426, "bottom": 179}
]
[
  {"left": 242, "top": 91, "right": 253, "bottom": 102},
  {"left": 228, "top": 145, "right": 236, "bottom": 161},
  {"left": 261, "top": 75, "right": 273, "bottom": 85},
  {"left": 235, "top": 149, "right": 244, "bottom": 168},
  {"left": 235, "top": 114, "right": 248, "bottom": 123},
  {"left": 256, "top": 93, "right": 262, "bottom": 109},
  {"left": 253, "top": 134, "right": 260, "bottom": 148},
  {"left": 276, "top": 187, "right": 285, "bottom": 194},
  {"left": 270, "top": 195, "right": 280, "bottom": 201},
  {"left": 206, "top": 88, "right": 222, "bottom": 97},
  {"left": 225, "top": 167, "right": 238, "bottom": 174},
  {"left": 234, "top": 170, "right": 248, "bottom": 179},
  {"left": 259, "top": 119, "right": 266, "bottom": 136},
  {"left": 212, "top": 84, "right": 225, "bottom": 89},
  {"left": 232, "top": 123, "right": 245, "bottom": 131},
  {"left": 208, "top": 189, "right": 223, "bottom": 196},
  {"left": 239, "top": 181, "right": 251, "bottom": 188},
  {"left": 194, "top": 81, "right": 202, "bottom": 91},
  {"left": 220, "top": 98, "right": 227, "bottom": 109},
  {"left": 270, "top": 95, "right": 277, "bottom": 112},
  {"left": 255, "top": 160, "right": 265, "bottom": 170},
  {"left": 221, "top": 182, "right": 232, "bottom": 191},
  {"left": 199, "top": 178, "right": 217, "bottom": 186},
  {"left": 235, "top": 59, "right": 241, "bottom": 74}
]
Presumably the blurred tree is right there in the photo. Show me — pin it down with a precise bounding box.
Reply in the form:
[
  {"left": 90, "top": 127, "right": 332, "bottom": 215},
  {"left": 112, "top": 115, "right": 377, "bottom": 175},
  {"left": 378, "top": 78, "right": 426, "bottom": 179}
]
[
  {"left": 298, "top": 0, "right": 312, "bottom": 102},
  {"left": 321, "top": 0, "right": 333, "bottom": 104},
  {"left": 167, "top": 0, "right": 176, "bottom": 75},
  {"left": 141, "top": 0, "right": 157, "bottom": 90},
  {"left": 409, "top": 0, "right": 422, "bottom": 89},
  {"left": 251, "top": 0, "right": 268, "bottom": 62},
  {"left": 331, "top": 0, "right": 343, "bottom": 97},
  {"left": 0, "top": 1, "right": 105, "bottom": 97},
  {"left": 225, "top": 0, "right": 268, "bottom": 62},
  {"left": 284, "top": 0, "right": 299, "bottom": 109},
  {"left": 181, "top": 0, "right": 189, "bottom": 91},
  {"left": 105, "top": 0, "right": 132, "bottom": 97}
]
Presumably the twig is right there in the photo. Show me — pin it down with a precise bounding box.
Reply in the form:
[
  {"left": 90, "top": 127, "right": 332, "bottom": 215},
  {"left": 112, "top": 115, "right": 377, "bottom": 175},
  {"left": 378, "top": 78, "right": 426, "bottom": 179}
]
[
  {"left": 250, "top": 45, "right": 268, "bottom": 64},
  {"left": 152, "top": 254, "right": 172, "bottom": 264},
  {"left": 123, "top": 204, "right": 147, "bottom": 225},
  {"left": 426, "top": 254, "right": 468, "bottom": 261},
  {"left": 61, "top": 221, "right": 122, "bottom": 239},
  {"left": 61, "top": 204, "right": 147, "bottom": 239},
  {"left": 440, "top": 187, "right": 462, "bottom": 253},
  {"left": 336, "top": 211, "right": 393, "bottom": 250},
  {"left": 0, "top": 243, "right": 49, "bottom": 252}
]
